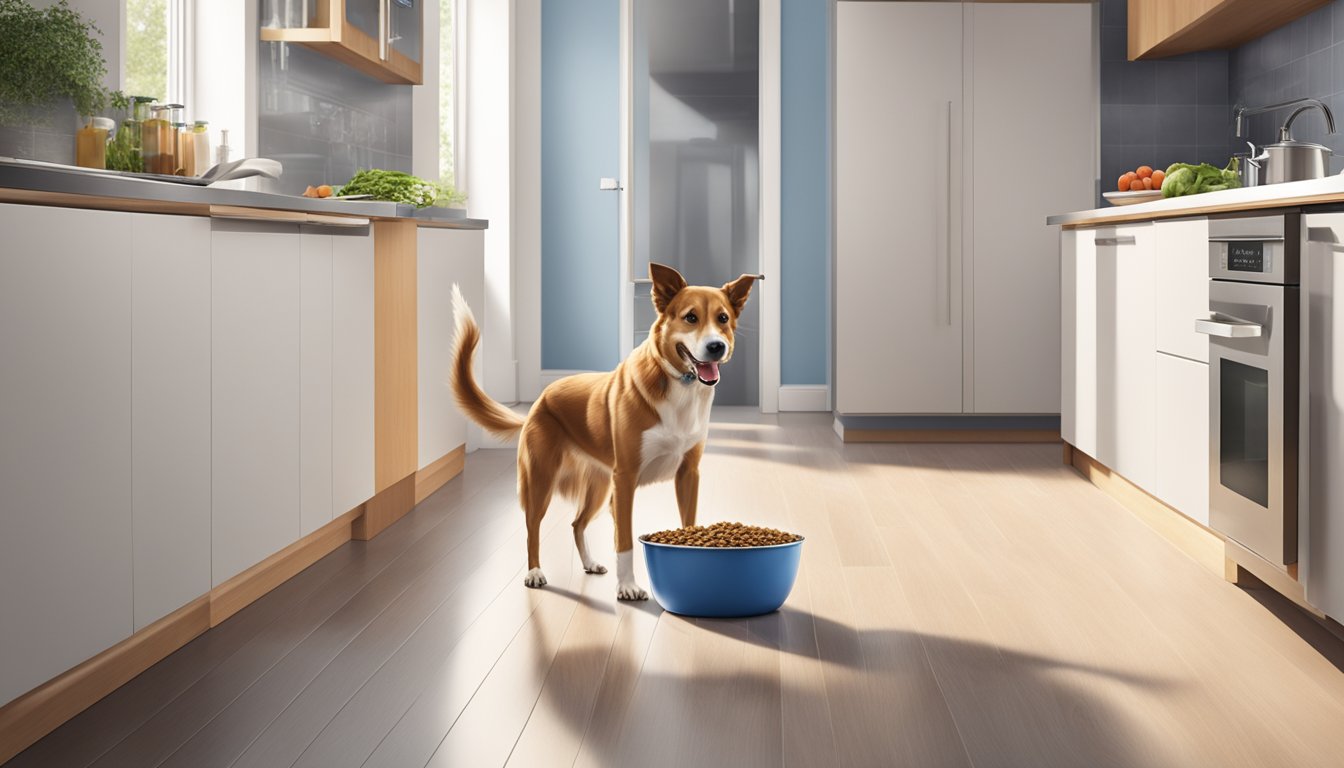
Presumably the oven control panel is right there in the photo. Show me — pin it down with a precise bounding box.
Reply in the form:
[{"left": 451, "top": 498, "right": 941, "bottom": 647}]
[{"left": 1222, "top": 241, "right": 1273, "bottom": 274}]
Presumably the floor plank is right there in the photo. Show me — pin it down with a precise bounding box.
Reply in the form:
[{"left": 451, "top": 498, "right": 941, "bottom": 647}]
[{"left": 11, "top": 410, "right": 1344, "bottom": 768}]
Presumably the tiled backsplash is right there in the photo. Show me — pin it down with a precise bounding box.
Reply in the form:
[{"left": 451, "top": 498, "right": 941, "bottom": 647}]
[
  {"left": 1099, "top": 0, "right": 1238, "bottom": 199},
  {"left": 1102, "top": 0, "right": 1344, "bottom": 196},
  {"left": 257, "top": 37, "right": 413, "bottom": 195},
  {"left": 1228, "top": 0, "right": 1344, "bottom": 162}
]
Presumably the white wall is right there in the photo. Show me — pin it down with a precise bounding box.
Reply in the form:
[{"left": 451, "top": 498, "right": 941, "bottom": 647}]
[
  {"left": 193, "top": 0, "right": 254, "bottom": 159},
  {"left": 515, "top": 0, "right": 542, "bottom": 401},
  {"left": 412, "top": 0, "right": 441, "bottom": 181},
  {"left": 464, "top": 0, "right": 519, "bottom": 403}
]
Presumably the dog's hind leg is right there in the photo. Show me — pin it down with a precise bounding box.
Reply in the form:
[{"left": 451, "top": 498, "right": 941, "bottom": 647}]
[
  {"left": 518, "top": 434, "right": 558, "bottom": 588},
  {"left": 573, "top": 478, "right": 609, "bottom": 575}
]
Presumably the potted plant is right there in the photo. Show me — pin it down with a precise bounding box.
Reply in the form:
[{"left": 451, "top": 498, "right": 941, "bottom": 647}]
[{"left": 0, "top": 0, "right": 109, "bottom": 132}]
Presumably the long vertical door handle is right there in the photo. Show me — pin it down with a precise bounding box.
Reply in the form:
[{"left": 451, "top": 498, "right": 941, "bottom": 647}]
[
  {"left": 937, "top": 100, "right": 953, "bottom": 326},
  {"left": 945, "top": 100, "right": 953, "bottom": 326}
]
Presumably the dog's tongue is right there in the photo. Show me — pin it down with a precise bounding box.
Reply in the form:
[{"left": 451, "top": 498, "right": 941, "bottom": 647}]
[{"left": 695, "top": 361, "right": 720, "bottom": 383}]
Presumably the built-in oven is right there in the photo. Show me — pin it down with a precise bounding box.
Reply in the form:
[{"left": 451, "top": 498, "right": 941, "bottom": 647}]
[{"left": 1199, "top": 214, "right": 1300, "bottom": 568}]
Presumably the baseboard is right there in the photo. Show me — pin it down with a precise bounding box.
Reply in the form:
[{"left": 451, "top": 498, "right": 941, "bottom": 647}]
[
  {"left": 0, "top": 596, "right": 211, "bottom": 764},
  {"left": 1223, "top": 539, "right": 1324, "bottom": 619},
  {"left": 353, "top": 473, "right": 416, "bottom": 541},
  {"left": 1066, "top": 444, "right": 1225, "bottom": 576},
  {"left": 778, "top": 385, "right": 830, "bottom": 412},
  {"left": 833, "top": 414, "right": 1061, "bottom": 443},
  {"left": 414, "top": 445, "right": 466, "bottom": 505},
  {"left": 210, "top": 506, "right": 362, "bottom": 626}
]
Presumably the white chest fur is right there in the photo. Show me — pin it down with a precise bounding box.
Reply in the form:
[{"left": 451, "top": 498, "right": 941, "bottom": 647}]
[{"left": 638, "top": 381, "right": 713, "bottom": 485}]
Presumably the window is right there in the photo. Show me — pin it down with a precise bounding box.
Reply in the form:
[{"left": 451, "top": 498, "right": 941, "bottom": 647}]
[
  {"left": 438, "top": 0, "right": 457, "bottom": 189},
  {"left": 124, "top": 0, "right": 167, "bottom": 101},
  {"left": 124, "top": 0, "right": 190, "bottom": 107}
]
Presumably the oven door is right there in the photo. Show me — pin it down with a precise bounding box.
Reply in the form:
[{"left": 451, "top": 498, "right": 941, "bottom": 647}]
[{"left": 1202, "top": 279, "right": 1299, "bottom": 566}]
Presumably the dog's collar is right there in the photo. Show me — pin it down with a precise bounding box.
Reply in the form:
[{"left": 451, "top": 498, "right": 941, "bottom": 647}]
[{"left": 680, "top": 371, "right": 696, "bottom": 385}]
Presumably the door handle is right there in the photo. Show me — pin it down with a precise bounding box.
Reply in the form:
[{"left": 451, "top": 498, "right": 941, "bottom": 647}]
[
  {"left": 599, "top": 177, "right": 623, "bottom": 191},
  {"left": 1094, "top": 236, "right": 1136, "bottom": 246},
  {"left": 1195, "top": 314, "right": 1263, "bottom": 338}
]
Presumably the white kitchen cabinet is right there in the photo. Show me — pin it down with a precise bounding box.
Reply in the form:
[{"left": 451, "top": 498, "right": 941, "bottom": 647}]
[
  {"left": 969, "top": 1, "right": 1093, "bottom": 414},
  {"left": 418, "top": 228, "right": 485, "bottom": 465},
  {"left": 1152, "top": 352, "right": 1210, "bottom": 525},
  {"left": 0, "top": 204, "right": 134, "bottom": 706},
  {"left": 836, "top": 1, "right": 964, "bottom": 414},
  {"left": 1061, "top": 228, "right": 1098, "bottom": 457},
  {"left": 1304, "top": 214, "right": 1344, "bottom": 622},
  {"left": 836, "top": 1, "right": 1094, "bottom": 416},
  {"left": 332, "top": 230, "right": 376, "bottom": 516},
  {"left": 1153, "top": 217, "right": 1210, "bottom": 363},
  {"left": 131, "top": 213, "right": 212, "bottom": 630},
  {"left": 300, "top": 232, "right": 336, "bottom": 536},
  {"left": 1093, "top": 223, "right": 1157, "bottom": 494},
  {"left": 211, "top": 220, "right": 302, "bottom": 586}
]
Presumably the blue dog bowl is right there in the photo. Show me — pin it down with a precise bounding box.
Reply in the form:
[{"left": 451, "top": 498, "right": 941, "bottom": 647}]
[{"left": 640, "top": 536, "right": 804, "bottom": 618}]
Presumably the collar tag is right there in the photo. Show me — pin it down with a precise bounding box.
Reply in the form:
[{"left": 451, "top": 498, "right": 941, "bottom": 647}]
[{"left": 681, "top": 371, "right": 696, "bottom": 385}]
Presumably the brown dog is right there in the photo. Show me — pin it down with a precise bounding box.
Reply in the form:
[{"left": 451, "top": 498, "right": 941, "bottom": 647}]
[{"left": 450, "top": 263, "right": 758, "bottom": 599}]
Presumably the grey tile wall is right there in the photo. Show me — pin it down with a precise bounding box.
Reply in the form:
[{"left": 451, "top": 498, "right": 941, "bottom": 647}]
[
  {"left": 1099, "top": 0, "right": 1237, "bottom": 201},
  {"left": 1228, "top": 0, "right": 1344, "bottom": 166},
  {"left": 257, "top": 37, "right": 413, "bottom": 196}
]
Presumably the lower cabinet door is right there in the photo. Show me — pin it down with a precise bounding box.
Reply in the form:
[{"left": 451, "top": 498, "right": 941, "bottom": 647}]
[
  {"left": 301, "top": 233, "right": 335, "bottom": 537},
  {"left": 333, "top": 229, "right": 376, "bottom": 516},
  {"left": 211, "top": 220, "right": 302, "bottom": 586},
  {"left": 0, "top": 204, "right": 134, "bottom": 706},
  {"left": 418, "top": 228, "right": 485, "bottom": 465},
  {"left": 132, "top": 213, "right": 212, "bottom": 630},
  {"left": 1152, "top": 352, "right": 1210, "bottom": 525}
]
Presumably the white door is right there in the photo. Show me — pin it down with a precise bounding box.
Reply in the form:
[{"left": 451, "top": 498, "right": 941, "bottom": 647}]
[
  {"left": 836, "top": 1, "right": 964, "bottom": 414},
  {"left": 969, "top": 1, "right": 1094, "bottom": 414},
  {"left": 1061, "top": 227, "right": 1098, "bottom": 457}
]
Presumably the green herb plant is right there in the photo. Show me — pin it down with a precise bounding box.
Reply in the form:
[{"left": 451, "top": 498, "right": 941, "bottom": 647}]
[
  {"left": 0, "top": 0, "right": 109, "bottom": 127},
  {"left": 339, "top": 169, "right": 465, "bottom": 209}
]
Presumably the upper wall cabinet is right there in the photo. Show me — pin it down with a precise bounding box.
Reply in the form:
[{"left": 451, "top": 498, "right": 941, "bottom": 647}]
[
  {"left": 261, "top": 0, "right": 423, "bottom": 85},
  {"left": 1128, "top": 0, "right": 1330, "bottom": 60}
]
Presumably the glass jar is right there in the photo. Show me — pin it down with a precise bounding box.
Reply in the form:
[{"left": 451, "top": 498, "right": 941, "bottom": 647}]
[
  {"left": 190, "top": 121, "right": 211, "bottom": 177},
  {"left": 141, "top": 105, "right": 176, "bottom": 175},
  {"left": 75, "top": 120, "right": 108, "bottom": 169}
]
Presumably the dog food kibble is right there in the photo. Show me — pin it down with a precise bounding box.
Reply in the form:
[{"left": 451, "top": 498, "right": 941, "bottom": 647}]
[{"left": 642, "top": 521, "right": 801, "bottom": 548}]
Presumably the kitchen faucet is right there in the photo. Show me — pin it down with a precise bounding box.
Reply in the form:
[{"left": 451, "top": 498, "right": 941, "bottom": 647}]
[{"left": 1234, "top": 97, "right": 1337, "bottom": 142}]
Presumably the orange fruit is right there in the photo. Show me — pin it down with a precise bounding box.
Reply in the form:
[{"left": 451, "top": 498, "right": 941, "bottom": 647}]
[
  {"left": 1137, "top": 165, "right": 1154, "bottom": 179},
  {"left": 1130, "top": 179, "right": 1146, "bottom": 191},
  {"left": 1152, "top": 169, "right": 1166, "bottom": 188}
]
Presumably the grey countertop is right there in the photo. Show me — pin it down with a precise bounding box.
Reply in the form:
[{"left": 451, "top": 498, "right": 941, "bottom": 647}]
[{"left": 0, "top": 158, "right": 488, "bottom": 229}]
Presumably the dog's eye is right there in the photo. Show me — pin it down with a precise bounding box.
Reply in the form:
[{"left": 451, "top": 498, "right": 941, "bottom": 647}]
[
  {"left": 717, "top": 312, "right": 729, "bottom": 324},
  {"left": 685, "top": 312, "right": 697, "bottom": 324}
]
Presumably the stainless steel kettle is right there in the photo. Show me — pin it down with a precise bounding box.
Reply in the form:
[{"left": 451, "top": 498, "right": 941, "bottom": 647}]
[{"left": 1234, "top": 98, "right": 1336, "bottom": 184}]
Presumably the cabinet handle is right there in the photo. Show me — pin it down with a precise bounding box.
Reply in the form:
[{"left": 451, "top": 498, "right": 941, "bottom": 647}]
[
  {"left": 1195, "top": 314, "right": 1263, "bottom": 338},
  {"left": 938, "top": 100, "right": 953, "bottom": 326},
  {"left": 1094, "top": 236, "right": 1136, "bottom": 246}
]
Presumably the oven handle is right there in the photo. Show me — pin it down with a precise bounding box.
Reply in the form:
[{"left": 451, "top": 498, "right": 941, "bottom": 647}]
[{"left": 1195, "top": 313, "right": 1264, "bottom": 338}]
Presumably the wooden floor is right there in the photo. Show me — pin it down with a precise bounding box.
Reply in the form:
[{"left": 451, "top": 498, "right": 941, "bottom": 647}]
[{"left": 10, "top": 409, "right": 1344, "bottom": 768}]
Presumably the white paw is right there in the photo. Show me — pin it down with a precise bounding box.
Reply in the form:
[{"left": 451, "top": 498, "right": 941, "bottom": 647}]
[
  {"left": 584, "top": 562, "right": 608, "bottom": 575},
  {"left": 617, "top": 582, "right": 649, "bottom": 601},
  {"left": 523, "top": 568, "right": 548, "bottom": 588}
]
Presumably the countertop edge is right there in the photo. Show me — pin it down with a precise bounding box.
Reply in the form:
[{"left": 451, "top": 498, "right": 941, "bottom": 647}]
[
  {"left": 0, "top": 161, "right": 489, "bottom": 230},
  {"left": 1047, "top": 176, "right": 1344, "bottom": 228}
]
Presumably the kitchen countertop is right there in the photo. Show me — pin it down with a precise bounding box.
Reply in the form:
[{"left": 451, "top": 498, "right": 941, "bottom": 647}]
[
  {"left": 1047, "top": 174, "right": 1344, "bottom": 228},
  {"left": 0, "top": 158, "right": 488, "bottom": 229}
]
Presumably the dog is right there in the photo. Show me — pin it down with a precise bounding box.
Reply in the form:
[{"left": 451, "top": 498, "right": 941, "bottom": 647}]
[{"left": 450, "top": 263, "right": 758, "bottom": 600}]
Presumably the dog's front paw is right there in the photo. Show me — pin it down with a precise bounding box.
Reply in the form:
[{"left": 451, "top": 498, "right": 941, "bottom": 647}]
[
  {"left": 523, "top": 568, "right": 548, "bottom": 588},
  {"left": 617, "top": 581, "right": 648, "bottom": 601},
  {"left": 584, "top": 562, "right": 608, "bottom": 575}
]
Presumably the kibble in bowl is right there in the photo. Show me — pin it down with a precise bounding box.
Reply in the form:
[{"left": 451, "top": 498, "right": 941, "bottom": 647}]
[{"left": 640, "top": 521, "right": 804, "bottom": 617}]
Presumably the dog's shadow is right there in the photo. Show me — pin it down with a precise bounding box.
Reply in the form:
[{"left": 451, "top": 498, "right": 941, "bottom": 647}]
[{"left": 527, "top": 590, "right": 1183, "bottom": 768}]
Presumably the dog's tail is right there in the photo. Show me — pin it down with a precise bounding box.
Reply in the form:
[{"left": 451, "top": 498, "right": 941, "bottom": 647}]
[{"left": 451, "top": 285, "right": 524, "bottom": 440}]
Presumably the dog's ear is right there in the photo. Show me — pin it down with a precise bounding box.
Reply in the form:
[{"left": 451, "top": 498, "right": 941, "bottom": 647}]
[
  {"left": 649, "top": 262, "right": 687, "bottom": 314},
  {"left": 721, "top": 273, "right": 761, "bottom": 317}
]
